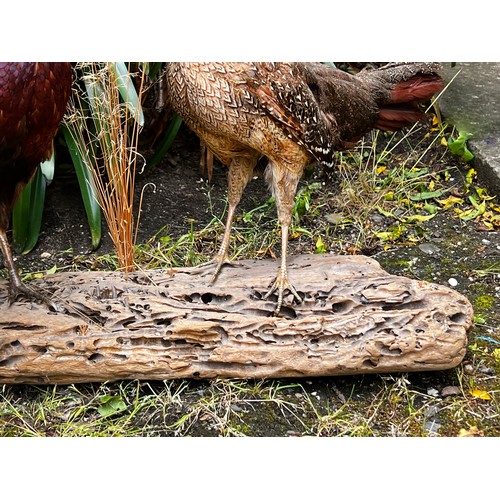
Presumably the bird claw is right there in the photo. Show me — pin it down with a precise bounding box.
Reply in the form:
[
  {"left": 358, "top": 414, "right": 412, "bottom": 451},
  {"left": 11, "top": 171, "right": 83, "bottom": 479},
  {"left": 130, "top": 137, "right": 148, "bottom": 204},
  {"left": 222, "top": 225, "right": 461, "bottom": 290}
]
[
  {"left": 189, "top": 256, "right": 234, "bottom": 282},
  {"left": 8, "top": 281, "right": 60, "bottom": 312},
  {"left": 264, "top": 276, "right": 302, "bottom": 315}
]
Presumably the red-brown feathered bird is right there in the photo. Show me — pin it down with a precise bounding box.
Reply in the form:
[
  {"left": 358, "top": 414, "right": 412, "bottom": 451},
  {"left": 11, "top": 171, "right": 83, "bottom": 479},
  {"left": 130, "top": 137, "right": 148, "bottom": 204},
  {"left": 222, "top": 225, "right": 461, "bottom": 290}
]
[
  {"left": 0, "top": 62, "right": 72, "bottom": 306},
  {"left": 165, "top": 62, "right": 444, "bottom": 314}
]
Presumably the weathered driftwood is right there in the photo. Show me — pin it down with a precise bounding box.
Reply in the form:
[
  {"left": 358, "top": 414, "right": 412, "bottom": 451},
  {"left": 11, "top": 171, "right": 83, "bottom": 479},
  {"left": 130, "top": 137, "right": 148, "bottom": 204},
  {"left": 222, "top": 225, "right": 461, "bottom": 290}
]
[{"left": 0, "top": 254, "right": 472, "bottom": 384}]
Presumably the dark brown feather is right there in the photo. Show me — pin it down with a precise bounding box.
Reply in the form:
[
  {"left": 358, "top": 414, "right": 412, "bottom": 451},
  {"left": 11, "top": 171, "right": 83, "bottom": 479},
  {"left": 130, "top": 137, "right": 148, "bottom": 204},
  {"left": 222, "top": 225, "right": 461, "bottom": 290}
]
[{"left": 0, "top": 62, "right": 72, "bottom": 305}]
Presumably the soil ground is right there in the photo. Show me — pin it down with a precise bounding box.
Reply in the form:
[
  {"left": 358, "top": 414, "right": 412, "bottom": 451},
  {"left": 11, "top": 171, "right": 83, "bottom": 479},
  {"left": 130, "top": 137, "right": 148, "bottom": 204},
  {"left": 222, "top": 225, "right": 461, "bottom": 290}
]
[{"left": 1, "top": 121, "right": 499, "bottom": 437}]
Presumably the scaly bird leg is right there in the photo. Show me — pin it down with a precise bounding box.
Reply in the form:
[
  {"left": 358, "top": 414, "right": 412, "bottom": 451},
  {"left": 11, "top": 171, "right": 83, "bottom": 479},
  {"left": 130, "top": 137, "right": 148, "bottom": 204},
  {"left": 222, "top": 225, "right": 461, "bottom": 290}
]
[
  {"left": 263, "top": 222, "right": 302, "bottom": 315},
  {"left": 0, "top": 227, "right": 57, "bottom": 310},
  {"left": 192, "top": 154, "right": 258, "bottom": 282},
  {"left": 263, "top": 162, "right": 303, "bottom": 315}
]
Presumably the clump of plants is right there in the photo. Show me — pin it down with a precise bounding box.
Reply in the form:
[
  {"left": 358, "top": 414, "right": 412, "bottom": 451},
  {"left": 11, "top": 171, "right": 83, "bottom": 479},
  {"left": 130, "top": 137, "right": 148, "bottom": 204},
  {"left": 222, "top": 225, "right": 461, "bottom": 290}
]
[{"left": 63, "top": 63, "right": 147, "bottom": 273}]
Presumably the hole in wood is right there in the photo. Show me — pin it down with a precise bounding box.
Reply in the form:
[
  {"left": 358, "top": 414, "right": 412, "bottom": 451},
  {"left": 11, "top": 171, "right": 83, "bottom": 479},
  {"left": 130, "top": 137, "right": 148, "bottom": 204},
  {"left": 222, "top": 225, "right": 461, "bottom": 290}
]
[
  {"left": 0, "top": 355, "right": 25, "bottom": 367},
  {"left": 10, "top": 340, "right": 22, "bottom": 348},
  {"left": 154, "top": 318, "right": 172, "bottom": 326},
  {"left": 331, "top": 300, "right": 356, "bottom": 314},
  {"left": 201, "top": 293, "right": 213, "bottom": 304},
  {"left": 383, "top": 300, "right": 424, "bottom": 311},
  {"left": 88, "top": 353, "right": 104, "bottom": 362},
  {"left": 32, "top": 346, "right": 48, "bottom": 354},
  {"left": 449, "top": 312, "right": 467, "bottom": 324},
  {"left": 279, "top": 306, "right": 297, "bottom": 319}
]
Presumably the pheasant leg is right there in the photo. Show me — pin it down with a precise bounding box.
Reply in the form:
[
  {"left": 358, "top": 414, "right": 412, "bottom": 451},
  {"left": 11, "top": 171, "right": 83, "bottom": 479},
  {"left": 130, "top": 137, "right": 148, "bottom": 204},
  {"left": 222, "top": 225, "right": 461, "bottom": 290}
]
[
  {"left": 194, "top": 154, "right": 258, "bottom": 282},
  {"left": 263, "top": 163, "right": 303, "bottom": 315},
  {"left": 263, "top": 222, "right": 302, "bottom": 314}
]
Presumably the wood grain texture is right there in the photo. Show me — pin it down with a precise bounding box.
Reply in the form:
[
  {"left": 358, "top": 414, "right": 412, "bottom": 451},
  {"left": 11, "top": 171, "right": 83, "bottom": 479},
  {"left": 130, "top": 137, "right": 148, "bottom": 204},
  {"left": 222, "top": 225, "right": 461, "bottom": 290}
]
[{"left": 0, "top": 254, "right": 472, "bottom": 384}]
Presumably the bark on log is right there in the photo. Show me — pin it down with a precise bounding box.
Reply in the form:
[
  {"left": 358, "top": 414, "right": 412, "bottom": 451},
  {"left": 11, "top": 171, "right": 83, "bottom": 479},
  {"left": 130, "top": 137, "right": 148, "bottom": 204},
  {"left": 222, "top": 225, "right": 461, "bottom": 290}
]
[{"left": 0, "top": 254, "right": 472, "bottom": 384}]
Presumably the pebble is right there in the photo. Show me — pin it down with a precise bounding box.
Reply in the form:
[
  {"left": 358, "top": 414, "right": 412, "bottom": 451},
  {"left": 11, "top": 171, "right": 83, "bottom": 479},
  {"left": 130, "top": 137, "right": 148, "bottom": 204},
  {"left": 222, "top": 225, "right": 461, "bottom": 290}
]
[
  {"left": 418, "top": 243, "right": 440, "bottom": 255},
  {"left": 40, "top": 252, "right": 52, "bottom": 259},
  {"left": 427, "top": 388, "right": 440, "bottom": 397},
  {"left": 464, "top": 364, "right": 474, "bottom": 374},
  {"left": 441, "top": 386, "right": 462, "bottom": 397},
  {"left": 478, "top": 365, "right": 496, "bottom": 376},
  {"left": 448, "top": 278, "right": 458, "bottom": 287}
]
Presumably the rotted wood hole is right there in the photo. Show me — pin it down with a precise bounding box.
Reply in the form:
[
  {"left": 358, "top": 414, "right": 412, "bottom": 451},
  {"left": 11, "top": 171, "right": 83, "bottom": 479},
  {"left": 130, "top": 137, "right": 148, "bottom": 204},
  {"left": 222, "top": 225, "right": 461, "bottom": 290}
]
[{"left": 0, "top": 254, "right": 473, "bottom": 384}]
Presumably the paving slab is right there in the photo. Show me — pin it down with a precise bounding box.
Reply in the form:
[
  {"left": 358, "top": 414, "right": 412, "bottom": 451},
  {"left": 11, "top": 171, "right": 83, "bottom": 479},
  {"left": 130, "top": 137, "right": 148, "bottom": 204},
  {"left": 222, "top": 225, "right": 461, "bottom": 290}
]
[{"left": 439, "top": 62, "right": 500, "bottom": 195}]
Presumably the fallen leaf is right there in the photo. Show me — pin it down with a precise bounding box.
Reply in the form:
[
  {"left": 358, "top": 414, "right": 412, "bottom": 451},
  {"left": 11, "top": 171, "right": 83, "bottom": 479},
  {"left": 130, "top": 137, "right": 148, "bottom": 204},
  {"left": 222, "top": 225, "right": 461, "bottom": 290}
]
[
  {"left": 469, "top": 389, "right": 491, "bottom": 400},
  {"left": 458, "top": 426, "right": 484, "bottom": 437}
]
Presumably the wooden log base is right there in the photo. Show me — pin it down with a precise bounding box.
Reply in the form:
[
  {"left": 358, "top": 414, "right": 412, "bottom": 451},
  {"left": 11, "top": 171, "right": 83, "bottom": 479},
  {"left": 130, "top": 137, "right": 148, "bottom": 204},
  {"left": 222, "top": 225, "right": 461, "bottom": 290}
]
[{"left": 0, "top": 254, "right": 472, "bottom": 384}]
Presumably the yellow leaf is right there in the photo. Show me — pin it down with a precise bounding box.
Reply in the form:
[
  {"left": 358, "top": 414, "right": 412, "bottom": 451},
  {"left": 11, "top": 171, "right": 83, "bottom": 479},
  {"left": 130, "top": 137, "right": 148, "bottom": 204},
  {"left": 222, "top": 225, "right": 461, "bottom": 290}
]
[
  {"left": 441, "top": 136, "right": 448, "bottom": 147},
  {"left": 466, "top": 168, "right": 477, "bottom": 184},
  {"left": 470, "top": 389, "right": 491, "bottom": 400},
  {"left": 438, "top": 195, "right": 464, "bottom": 209},
  {"left": 377, "top": 166, "right": 387, "bottom": 175},
  {"left": 405, "top": 213, "right": 437, "bottom": 223},
  {"left": 458, "top": 426, "right": 484, "bottom": 437}
]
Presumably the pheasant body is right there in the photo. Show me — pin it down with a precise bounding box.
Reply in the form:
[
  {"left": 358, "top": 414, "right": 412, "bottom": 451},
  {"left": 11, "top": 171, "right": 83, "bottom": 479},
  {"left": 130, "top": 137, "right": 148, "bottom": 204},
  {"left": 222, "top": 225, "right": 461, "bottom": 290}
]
[
  {"left": 0, "top": 62, "right": 72, "bottom": 305},
  {"left": 165, "top": 62, "right": 444, "bottom": 314}
]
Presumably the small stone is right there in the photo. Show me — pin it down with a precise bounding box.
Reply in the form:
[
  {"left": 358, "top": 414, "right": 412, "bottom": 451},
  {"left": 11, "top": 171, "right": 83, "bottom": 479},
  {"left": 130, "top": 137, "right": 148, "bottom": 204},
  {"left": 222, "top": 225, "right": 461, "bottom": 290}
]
[
  {"left": 40, "top": 252, "right": 52, "bottom": 259},
  {"left": 325, "top": 212, "right": 345, "bottom": 224},
  {"left": 448, "top": 278, "right": 458, "bottom": 287},
  {"left": 418, "top": 243, "right": 440, "bottom": 255},
  {"left": 427, "top": 388, "right": 440, "bottom": 397},
  {"left": 464, "top": 364, "right": 474, "bottom": 374},
  {"left": 478, "top": 365, "right": 496, "bottom": 376},
  {"left": 441, "top": 386, "right": 461, "bottom": 397}
]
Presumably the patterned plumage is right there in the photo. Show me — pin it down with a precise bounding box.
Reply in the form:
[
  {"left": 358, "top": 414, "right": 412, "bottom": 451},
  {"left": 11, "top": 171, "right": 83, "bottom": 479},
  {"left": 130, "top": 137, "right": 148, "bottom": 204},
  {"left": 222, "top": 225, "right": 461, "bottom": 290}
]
[
  {"left": 165, "top": 62, "right": 444, "bottom": 314},
  {"left": 0, "top": 62, "right": 72, "bottom": 305}
]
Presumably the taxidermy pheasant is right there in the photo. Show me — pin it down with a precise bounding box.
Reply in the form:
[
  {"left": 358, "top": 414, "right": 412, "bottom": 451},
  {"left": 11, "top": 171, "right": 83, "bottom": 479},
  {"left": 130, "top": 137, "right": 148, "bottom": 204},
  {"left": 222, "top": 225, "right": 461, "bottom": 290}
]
[
  {"left": 0, "top": 62, "right": 73, "bottom": 306},
  {"left": 164, "top": 62, "right": 444, "bottom": 314}
]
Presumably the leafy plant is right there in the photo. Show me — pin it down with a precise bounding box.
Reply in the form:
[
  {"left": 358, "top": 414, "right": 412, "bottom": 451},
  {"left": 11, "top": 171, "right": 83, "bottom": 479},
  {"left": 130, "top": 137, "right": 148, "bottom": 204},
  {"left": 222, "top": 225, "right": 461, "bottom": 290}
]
[
  {"left": 63, "top": 62, "right": 147, "bottom": 273},
  {"left": 447, "top": 130, "right": 474, "bottom": 162},
  {"left": 11, "top": 62, "right": 182, "bottom": 256}
]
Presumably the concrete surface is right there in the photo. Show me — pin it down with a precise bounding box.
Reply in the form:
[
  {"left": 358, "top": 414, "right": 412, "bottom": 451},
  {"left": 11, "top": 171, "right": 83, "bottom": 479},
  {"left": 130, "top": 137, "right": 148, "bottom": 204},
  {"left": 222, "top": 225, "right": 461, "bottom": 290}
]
[{"left": 439, "top": 62, "right": 500, "bottom": 195}]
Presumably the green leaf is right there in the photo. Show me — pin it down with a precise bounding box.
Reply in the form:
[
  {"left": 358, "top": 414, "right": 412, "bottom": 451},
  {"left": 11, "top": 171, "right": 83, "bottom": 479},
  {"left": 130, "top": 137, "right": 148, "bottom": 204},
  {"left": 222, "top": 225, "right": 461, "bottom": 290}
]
[
  {"left": 12, "top": 161, "right": 48, "bottom": 254},
  {"left": 376, "top": 207, "right": 398, "bottom": 219},
  {"left": 61, "top": 123, "right": 102, "bottom": 249},
  {"left": 448, "top": 131, "right": 474, "bottom": 162},
  {"left": 144, "top": 62, "right": 163, "bottom": 80},
  {"left": 424, "top": 203, "right": 439, "bottom": 214},
  {"left": 408, "top": 189, "right": 450, "bottom": 201},
  {"left": 314, "top": 235, "right": 327, "bottom": 254},
  {"left": 148, "top": 114, "right": 183, "bottom": 167},
  {"left": 97, "top": 395, "right": 127, "bottom": 417},
  {"left": 405, "top": 167, "right": 429, "bottom": 179},
  {"left": 109, "top": 62, "right": 144, "bottom": 126}
]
